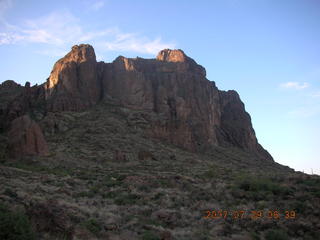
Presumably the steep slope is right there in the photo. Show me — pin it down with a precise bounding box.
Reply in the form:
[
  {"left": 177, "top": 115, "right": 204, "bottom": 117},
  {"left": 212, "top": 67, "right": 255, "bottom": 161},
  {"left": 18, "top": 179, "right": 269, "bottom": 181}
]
[{"left": 0, "top": 102, "right": 319, "bottom": 240}]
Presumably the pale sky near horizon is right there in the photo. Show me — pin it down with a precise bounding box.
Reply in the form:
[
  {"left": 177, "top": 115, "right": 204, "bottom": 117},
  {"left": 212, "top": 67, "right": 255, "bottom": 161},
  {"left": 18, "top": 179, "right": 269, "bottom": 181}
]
[{"left": 0, "top": 0, "right": 319, "bottom": 174}]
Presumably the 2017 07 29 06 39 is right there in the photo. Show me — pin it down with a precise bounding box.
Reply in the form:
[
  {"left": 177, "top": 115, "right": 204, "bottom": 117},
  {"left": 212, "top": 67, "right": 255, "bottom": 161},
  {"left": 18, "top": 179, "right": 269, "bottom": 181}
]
[{"left": 203, "top": 210, "right": 296, "bottom": 220}]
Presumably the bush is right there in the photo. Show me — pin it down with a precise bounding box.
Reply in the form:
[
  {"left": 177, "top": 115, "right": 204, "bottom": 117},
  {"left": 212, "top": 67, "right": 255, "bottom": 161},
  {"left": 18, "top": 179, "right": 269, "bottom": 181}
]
[
  {"left": 237, "top": 175, "right": 292, "bottom": 197},
  {"left": 296, "top": 177, "right": 320, "bottom": 187},
  {"left": 3, "top": 188, "right": 18, "bottom": 199},
  {"left": 82, "top": 218, "right": 101, "bottom": 235},
  {"left": 0, "top": 138, "right": 8, "bottom": 163},
  {"left": 75, "top": 191, "right": 95, "bottom": 198},
  {"left": 142, "top": 230, "right": 161, "bottom": 240},
  {"left": 114, "top": 193, "right": 140, "bottom": 205},
  {"left": 290, "top": 201, "right": 307, "bottom": 214},
  {"left": 0, "top": 149, "right": 7, "bottom": 163},
  {"left": 102, "top": 191, "right": 117, "bottom": 199},
  {"left": 250, "top": 231, "right": 260, "bottom": 240},
  {"left": 265, "top": 229, "right": 289, "bottom": 240},
  {"left": 203, "top": 168, "right": 217, "bottom": 178},
  {"left": 0, "top": 203, "right": 35, "bottom": 240},
  {"left": 152, "top": 192, "right": 164, "bottom": 200},
  {"left": 104, "top": 174, "right": 125, "bottom": 187}
]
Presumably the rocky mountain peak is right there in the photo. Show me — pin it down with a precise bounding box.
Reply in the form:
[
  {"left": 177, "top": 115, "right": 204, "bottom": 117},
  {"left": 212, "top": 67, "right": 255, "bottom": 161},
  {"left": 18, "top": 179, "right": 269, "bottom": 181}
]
[
  {"left": 112, "top": 56, "right": 136, "bottom": 71},
  {"left": 44, "top": 44, "right": 100, "bottom": 111},
  {"left": 156, "top": 49, "right": 206, "bottom": 77},
  {"left": 156, "top": 49, "right": 187, "bottom": 62},
  {"left": 67, "top": 44, "right": 96, "bottom": 63}
]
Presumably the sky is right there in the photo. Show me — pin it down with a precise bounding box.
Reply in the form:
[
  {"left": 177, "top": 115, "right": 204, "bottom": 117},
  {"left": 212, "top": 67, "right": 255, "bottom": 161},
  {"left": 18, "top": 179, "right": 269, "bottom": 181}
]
[{"left": 0, "top": 0, "right": 319, "bottom": 174}]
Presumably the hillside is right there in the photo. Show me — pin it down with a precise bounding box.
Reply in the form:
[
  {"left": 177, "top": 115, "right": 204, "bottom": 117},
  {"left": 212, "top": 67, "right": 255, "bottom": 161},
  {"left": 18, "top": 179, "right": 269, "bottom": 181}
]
[{"left": 0, "top": 45, "right": 319, "bottom": 240}]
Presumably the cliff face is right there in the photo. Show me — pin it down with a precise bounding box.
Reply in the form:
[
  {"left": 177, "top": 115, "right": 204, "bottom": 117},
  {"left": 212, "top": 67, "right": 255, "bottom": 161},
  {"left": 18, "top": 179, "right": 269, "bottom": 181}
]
[
  {"left": 217, "top": 90, "right": 272, "bottom": 160},
  {"left": 0, "top": 44, "right": 272, "bottom": 160},
  {"left": 100, "top": 49, "right": 221, "bottom": 152},
  {"left": 45, "top": 44, "right": 102, "bottom": 111}
]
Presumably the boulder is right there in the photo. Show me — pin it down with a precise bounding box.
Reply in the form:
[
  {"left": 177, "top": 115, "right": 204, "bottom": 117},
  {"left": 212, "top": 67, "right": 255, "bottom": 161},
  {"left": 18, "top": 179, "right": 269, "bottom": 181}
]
[{"left": 8, "top": 115, "right": 49, "bottom": 158}]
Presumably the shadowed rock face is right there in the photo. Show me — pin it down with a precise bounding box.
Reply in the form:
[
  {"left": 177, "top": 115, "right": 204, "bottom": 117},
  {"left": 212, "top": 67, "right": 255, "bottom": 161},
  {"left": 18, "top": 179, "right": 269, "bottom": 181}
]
[
  {"left": 1, "top": 44, "right": 273, "bottom": 160},
  {"left": 0, "top": 81, "right": 25, "bottom": 131},
  {"left": 101, "top": 50, "right": 220, "bottom": 151},
  {"left": 0, "top": 80, "right": 45, "bottom": 132},
  {"left": 217, "top": 90, "right": 272, "bottom": 160},
  {"left": 8, "top": 115, "right": 49, "bottom": 158}
]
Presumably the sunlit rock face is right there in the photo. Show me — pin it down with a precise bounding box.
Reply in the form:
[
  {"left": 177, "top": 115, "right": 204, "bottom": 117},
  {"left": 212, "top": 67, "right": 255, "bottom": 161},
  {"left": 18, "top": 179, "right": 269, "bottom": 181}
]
[
  {"left": 45, "top": 44, "right": 102, "bottom": 111},
  {"left": 0, "top": 44, "right": 273, "bottom": 161}
]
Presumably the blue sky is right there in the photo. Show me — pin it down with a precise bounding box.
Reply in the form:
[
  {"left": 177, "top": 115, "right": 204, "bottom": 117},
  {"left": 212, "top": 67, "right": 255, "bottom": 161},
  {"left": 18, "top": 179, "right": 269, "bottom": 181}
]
[{"left": 1, "top": 0, "right": 319, "bottom": 174}]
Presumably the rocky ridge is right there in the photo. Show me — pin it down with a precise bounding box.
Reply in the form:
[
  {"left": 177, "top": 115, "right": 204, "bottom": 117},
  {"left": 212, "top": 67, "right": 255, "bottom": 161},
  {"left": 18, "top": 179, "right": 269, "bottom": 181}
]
[{"left": 0, "top": 44, "right": 272, "bottom": 160}]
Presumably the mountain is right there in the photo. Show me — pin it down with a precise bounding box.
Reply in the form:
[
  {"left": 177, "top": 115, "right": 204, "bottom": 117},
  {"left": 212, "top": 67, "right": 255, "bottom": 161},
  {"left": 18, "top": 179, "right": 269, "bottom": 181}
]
[
  {"left": 0, "top": 44, "right": 319, "bottom": 240},
  {"left": 1, "top": 44, "right": 271, "bottom": 160}
]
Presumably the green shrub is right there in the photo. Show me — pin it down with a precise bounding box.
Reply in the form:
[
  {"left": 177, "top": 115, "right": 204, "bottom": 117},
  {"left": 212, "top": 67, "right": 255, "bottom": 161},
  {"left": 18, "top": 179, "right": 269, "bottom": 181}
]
[
  {"left": 114, "top": 193, "right": 140, "bottom": 205},
  {"left": 0, "top": 137, "right": 8, "bottom": 163},
  {"left": 0, "top": 149, "right": 7, "bottom": 163},
  {"left": 265, "top": 229, "right": 289, "bottom": 240},
  {"left": 152, "top": 192, "right": 164, "bottom": 200},
  {"left": 296, "top": 177, "right": 320, "bottom": 187},
  {"left": 138, "top": 184, "right": 151, "bottom": 192},
  {"left": 89, "top": 185, "right": 101, "bottom": 194},
  {"left": 158, "top": 179, "right": 173, "bottom": 188},
  {"left": 250, "top": 231, "right": 260, "bottom": 240},
  {"left": 110, "top": 173, "right": 126, "bottom": 181},
  {"left": 82, "top": 218, "right": 101, "bottom": 235},
  {"left": 237, "top": 175, "right": 292, "bottom": 197},
  {"left": 312, "top": 190, "right": 320, "bottom": 198},
  {"left": 3, "top": 188, "right": 18, "bottom": 199},
  {"left": 104, "top": 174, "right": 125, "bottom": 187},
  {"left": 75, "top": 191, "right": 95, "bottom": 198},
  {"left": 203, "top": 168, "right": 217, "bottom": 178},
  {"left": 290, "top": 201, "right": 307, "bottom": 214},
  {"left": 142, "top": 230, "right": 161, "bottom": 240},
  {"left": 102, "top": 191, "right": 117, "bottom": 199},
  {"left": 0, "top": 203, "right": 35, "bottom": 240}
]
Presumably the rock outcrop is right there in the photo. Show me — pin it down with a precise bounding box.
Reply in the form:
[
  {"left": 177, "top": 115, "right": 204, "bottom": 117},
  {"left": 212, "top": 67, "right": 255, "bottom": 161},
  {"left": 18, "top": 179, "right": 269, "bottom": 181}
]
[
  {"left": 0, "top": 44, "right": 273, "bottom": 161},
  {"left": 0, "top": 80, "right": 24, "bottom": 131},
  {"left": 8, "top": 115, "right": 49, "bottom": 158},
  {"left": 0, "top": 80, "right": 45, "bottom": 132},
  {"left": 45, "top": 44, "right": 102, "bottom": 111},
  {"left": 156, "top": 49, "right": 206, "bottom": 76},
  {"left": 101, "top": 49, "right": 221, "bottom": 152}
]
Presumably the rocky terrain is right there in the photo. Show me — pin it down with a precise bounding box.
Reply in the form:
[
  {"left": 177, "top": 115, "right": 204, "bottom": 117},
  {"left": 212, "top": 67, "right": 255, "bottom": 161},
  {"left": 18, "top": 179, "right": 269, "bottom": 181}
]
[{"left": 0, "top": 44, "right": 319, "bottom": 240}]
